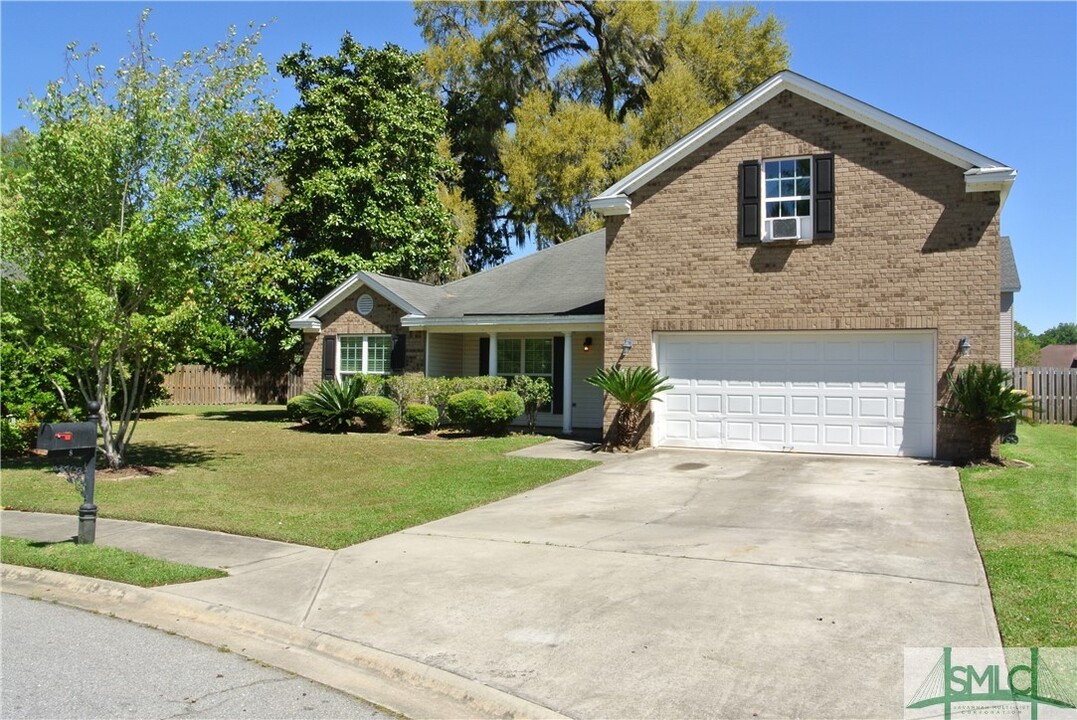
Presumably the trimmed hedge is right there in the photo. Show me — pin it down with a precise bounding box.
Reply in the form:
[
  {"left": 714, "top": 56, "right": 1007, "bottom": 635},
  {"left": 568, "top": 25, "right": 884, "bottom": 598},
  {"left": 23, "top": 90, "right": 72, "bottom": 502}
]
[
  {"left": 354, "top": 395, "right": 397, "bottom": 433},
  {"left": 445, "top": 389, "right": 524, "bottom": 436},
  {"left": 403, "top": 403, "right": 439, "bottom": 434}
]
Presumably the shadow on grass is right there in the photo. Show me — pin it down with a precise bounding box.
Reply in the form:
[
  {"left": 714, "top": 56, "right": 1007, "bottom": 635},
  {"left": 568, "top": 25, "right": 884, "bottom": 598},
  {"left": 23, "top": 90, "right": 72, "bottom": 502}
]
[
  {"left": 28, "top": 539, "right": 74, "bottom": 549},
  {"left": 196, "top": 408, "right": 291, "bottom": 423},
  {"left": 122, "top": 442, "right": 227, "bottom": 470}
]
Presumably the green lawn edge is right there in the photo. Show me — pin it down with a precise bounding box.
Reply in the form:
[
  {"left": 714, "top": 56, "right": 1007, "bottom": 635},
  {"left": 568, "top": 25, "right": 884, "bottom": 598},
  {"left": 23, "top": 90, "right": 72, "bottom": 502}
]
[
  {"left": 958, "top": 423, "right": 1077, "bottom": 648},
  {"left": 1, "top": 536, "right": 227, "bottom": 587},
  {"left": 2, "top": 405, "right": 599, "bottom": 549}
]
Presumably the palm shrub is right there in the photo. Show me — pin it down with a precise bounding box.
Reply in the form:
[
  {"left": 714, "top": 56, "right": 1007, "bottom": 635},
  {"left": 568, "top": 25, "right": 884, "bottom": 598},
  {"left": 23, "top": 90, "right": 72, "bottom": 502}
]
[
  {"left": 355, "top": 396, "right": 397, "bottom": 432},
  {"left": 294, "top": 377, "right": 365, "bottom": 433},
  {"left": 513, "top": 375, "right": 552, "bottom": 433},
  {"left": 403, "top": 403, "right": 439, "bottom": 434},
  {"left": 939, "top": 362, "right": 1035, "bottom": 462},
  {"left": 587, "top": 366, "right": 673, "bottom": 449}
]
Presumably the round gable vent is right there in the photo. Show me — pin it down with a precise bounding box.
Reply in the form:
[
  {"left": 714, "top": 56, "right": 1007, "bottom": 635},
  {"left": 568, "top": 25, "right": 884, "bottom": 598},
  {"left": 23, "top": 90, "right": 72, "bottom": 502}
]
[{"left": 356, "top": 293, "right": 374, "bottom": 316}]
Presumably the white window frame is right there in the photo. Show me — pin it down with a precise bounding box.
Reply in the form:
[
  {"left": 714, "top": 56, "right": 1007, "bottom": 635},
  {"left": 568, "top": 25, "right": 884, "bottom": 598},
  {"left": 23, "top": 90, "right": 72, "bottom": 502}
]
[
  {"left": 761, "top": 156, "right": 813, "bottom": 242},
  {"left": 497, "top": 337, "right": 555, "bottom": 412},
  {"left": 338, "top": 334, "right": 392, "bottom": 377}
]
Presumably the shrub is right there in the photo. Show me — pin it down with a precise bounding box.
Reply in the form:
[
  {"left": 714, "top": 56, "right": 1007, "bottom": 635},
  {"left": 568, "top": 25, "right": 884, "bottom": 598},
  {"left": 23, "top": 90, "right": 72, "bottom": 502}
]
[
  {"left": 354, "top": 395, "right": 397, "bottom": 432},
  {"left": 512, "top": 375, "right": 552, "bottom": 433},
  {"left": 352, "top": 373, "right": 385, "bottom": 397},
  {"left": 445, "top": 389, "right": 524, "bottom": 435},
  {"left": 285, "top": 395, "right": 306, "bottom": 422},
  {"left": 385, "top": 373, "right": 437, "bottom": 417},
  {"left": 403, "top": 403, "right": 439, "bottom": 434},
  {"left": 586, "top": 366, "right": 673, "bottom": 449},
  {"left": 431, "top": 376, "right": 508, "bottom": 413},
  {"left": 445, "top": 389, "right": 490, "bottom": 433},
  {"left": 294, "top": 377, "right": 364, "bottom": 433},
  {"left": 1, "top": 417, "right": 28, "bottom": 455},
  {"left": 486, "top": 391, "right": 525, "bottom": 435},
  {"left": 939, "top": 362, "right": 1036, "bottom": 461}
]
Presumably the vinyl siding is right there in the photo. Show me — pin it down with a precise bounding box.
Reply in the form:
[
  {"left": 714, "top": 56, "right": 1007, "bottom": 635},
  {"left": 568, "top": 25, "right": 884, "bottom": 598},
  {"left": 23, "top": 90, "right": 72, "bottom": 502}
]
[
  {"left": 426, "top": 333, "right": 464, "bottom": 377},
  {"left": 1000, "top": 292, "right": 1014, "bottom": 369}
]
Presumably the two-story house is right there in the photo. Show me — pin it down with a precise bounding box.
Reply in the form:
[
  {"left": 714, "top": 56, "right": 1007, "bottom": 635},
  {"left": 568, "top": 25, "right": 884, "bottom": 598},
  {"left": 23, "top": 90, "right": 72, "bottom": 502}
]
[{"left": 290, "top": 71, "right": 1018, "bottom": 460}]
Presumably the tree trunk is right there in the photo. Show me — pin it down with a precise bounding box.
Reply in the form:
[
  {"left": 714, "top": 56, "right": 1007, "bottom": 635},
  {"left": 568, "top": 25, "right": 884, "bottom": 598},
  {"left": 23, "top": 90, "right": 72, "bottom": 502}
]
[{"left": 968, "top": 420, "right": 998, "bottom": 463}]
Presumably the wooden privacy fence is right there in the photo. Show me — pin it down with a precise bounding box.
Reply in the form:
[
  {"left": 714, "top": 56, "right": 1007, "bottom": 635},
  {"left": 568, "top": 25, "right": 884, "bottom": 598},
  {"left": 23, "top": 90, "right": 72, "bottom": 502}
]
[
  {"left": 163, "top": 364, "right": 302, "bottom": 405},
  {"left": 1012, "top": 367, "right": 1077, "bottom": 424}
]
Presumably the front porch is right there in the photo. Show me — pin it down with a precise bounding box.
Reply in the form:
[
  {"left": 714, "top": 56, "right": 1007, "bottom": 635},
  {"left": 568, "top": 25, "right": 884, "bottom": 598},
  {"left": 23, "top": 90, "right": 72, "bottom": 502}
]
[{"left": 424, "top": 329, "right": 606, "bottom": 434}]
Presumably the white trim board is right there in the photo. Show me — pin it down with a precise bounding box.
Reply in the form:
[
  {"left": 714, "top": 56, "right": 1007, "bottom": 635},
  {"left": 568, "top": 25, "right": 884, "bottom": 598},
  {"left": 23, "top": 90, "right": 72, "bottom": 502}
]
[{"left": 590, "top": 70, "right": 1015, "bottom": 215}]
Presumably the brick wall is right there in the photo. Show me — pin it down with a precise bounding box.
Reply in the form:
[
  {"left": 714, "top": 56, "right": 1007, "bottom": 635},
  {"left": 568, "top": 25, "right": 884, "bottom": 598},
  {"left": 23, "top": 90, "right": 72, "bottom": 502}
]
[
  {"left": 604, "top": 90, "right": 1001, "bottom": 459},
  {"left": 300, "top": 288, "right": 425, "bottom": 392}
]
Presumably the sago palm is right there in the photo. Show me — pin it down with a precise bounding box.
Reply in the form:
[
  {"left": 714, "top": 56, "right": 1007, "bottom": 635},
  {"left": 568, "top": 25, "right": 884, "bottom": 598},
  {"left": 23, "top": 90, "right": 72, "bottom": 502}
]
[
  {"left": 586, "top": 366, "right": 673, "bottom": 449},
  {"left": 295, "top": 377, "right": 365, "bottom": 433},
  {"left": 939, "top": 362, "right": 1034, "bottom": 461}
]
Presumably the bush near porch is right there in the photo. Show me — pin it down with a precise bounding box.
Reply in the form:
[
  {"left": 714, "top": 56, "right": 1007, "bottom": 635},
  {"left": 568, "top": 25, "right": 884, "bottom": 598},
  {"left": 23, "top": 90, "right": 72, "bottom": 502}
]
[{"left": 1, "top": 405, "right": 596, "bottom": 549}]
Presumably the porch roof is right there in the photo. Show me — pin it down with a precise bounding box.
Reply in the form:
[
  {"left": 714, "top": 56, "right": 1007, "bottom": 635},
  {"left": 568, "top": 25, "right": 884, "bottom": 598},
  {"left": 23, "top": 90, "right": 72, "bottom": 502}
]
[{"left": 290, "top": 230, "right": 605, "bottom": 330}]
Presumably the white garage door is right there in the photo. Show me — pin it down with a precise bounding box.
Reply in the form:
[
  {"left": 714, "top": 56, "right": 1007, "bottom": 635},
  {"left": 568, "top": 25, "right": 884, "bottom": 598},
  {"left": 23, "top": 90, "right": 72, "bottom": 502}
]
[{"left": 654, "top": 331, "right": 935, "bottom": 457}]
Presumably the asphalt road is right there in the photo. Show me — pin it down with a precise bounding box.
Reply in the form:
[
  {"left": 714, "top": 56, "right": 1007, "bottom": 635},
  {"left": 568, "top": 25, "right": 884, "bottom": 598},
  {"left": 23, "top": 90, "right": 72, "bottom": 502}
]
[{"left": 0, "top": 593, "right": 392, "bottom": 719}]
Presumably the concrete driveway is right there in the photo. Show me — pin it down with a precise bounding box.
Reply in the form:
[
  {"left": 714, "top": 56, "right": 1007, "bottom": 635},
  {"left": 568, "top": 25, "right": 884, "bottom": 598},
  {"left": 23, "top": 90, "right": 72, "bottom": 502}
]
[{"left": 287, "top": 448, "right": 999, "bottom": 719}]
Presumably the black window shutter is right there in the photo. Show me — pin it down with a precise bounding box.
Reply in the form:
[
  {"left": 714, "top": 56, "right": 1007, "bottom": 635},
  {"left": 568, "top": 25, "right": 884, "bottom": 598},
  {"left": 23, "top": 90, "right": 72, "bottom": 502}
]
[
  {"left": 552, "top": 336, "right": 565, "bottom": 414},
  {"left": 479, "top": 337, "right": 490, "bottom": 375},
  {"left": 738, "top": 160, "right": 761, "bottom": 243},
  {"left": 813, "top": 153, "right": 835, "bottom": 240},
  {"left": 322, "top": 335, "right": 336, "bottom": 379},
  {"left": 390, "top": 334, "right": 406, "bottom": 371}
]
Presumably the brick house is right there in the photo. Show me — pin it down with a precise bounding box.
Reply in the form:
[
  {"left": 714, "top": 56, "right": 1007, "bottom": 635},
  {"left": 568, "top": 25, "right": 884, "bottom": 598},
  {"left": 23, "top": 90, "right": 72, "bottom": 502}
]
[{"left": 291, "top": 71, "right": 1018, "bottom": 460}]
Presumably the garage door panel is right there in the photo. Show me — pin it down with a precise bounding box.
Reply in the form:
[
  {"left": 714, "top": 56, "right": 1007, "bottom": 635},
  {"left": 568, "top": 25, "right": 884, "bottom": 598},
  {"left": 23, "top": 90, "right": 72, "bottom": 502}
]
[{"left": 656, "top": 332, "right": 934, "bottom": 457}]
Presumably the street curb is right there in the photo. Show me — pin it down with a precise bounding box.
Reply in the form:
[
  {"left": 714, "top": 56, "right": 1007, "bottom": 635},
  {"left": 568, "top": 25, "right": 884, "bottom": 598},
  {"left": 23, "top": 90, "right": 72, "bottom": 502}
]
[{"left": 1, "top": 565, "right": 570, "bottom": 720}]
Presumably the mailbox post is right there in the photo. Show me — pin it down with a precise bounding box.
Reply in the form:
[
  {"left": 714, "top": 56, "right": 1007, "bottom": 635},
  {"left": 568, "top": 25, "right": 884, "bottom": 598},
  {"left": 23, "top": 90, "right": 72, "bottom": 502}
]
[{"left": 36, "top": 401, "right": 101, "bottom": 544}]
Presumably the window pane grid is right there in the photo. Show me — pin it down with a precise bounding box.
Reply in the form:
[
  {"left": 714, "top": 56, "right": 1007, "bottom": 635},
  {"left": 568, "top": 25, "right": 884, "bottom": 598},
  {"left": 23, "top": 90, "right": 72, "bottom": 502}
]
[
  {"left": 497, "top": 340, "right": 522, "bottom": 374},
  {"left": 764, "top": 158, "right": 811, "bottom": 219},
  {"left": 339, "top": 337, "right": 363, "bottom": 374},
  {"left": 367, "top": 336, "right": 391, "bottom": 374},
  {"left": 524, "top": 338, "right": 552, "bottom": 375}
]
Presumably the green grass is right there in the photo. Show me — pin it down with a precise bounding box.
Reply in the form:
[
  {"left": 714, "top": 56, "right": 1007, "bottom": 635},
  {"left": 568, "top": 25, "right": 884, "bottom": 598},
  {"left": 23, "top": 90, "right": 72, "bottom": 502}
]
[
  {"left": 959, "top": 423, "right": 1077, "bottom": 647},
  {"left": 2, "top": 405, "right": 596, "bottom": 549},
  {"left": 0, "top": 536, "right": 227, "bottom": 586}
]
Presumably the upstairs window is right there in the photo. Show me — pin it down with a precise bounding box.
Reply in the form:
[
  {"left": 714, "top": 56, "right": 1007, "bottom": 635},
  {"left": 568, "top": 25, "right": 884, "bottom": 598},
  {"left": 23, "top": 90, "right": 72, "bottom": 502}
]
[{"left": 762, "top": 158, "right": 812, "bottom": 241}]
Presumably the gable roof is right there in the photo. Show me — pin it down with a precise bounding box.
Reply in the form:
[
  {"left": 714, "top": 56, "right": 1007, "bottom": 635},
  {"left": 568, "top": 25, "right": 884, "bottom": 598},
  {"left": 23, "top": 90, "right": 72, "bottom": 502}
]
[
  {"left": 1000, "top": 236, "right": 1021, "bottom": 293},
  {"left": 590, "top": 70, "right": 1016, "bottom": 215},
  {"left": 289, "top": 230, "right": 605, "bottom": 330},
  {"left": 1039, "top": 344, "right": 1077, "bottom": 369}
]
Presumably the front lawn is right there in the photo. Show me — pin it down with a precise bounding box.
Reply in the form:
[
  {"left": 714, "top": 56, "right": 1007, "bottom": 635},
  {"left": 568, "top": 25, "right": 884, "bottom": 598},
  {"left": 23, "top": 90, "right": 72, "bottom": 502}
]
[
  {"left": 1, "top": 405, "right": 595, "bottom": 549},
  {"left": 960, "top": 423, "right": 1077, "bottom": 647},
  {"left": 1, "top": 536, "right": 227, "bottom": 586}
]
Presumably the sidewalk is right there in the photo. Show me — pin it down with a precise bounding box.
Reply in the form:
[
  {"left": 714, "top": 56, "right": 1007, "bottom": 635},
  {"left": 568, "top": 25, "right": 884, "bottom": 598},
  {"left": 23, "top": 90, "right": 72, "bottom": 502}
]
[{"left": 0, "top": 510, "right": 565, "bottom": 720}]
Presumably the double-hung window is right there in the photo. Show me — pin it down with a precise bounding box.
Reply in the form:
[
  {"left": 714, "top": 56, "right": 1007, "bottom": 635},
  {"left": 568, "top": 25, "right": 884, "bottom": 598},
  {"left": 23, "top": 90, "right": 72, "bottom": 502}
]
[
  {"left": 339, "top": 335, "right": 392, "bottom": 377},
  {"left": 762, "top": 157, "right": 812, "bottom": 241},
  {"left": 497, "top": 338, "right": 553, "bottom": 412}
]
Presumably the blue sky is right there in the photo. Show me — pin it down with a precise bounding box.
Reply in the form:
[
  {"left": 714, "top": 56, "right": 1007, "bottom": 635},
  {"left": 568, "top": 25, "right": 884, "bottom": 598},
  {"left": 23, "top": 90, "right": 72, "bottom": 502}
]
[{"left": 2, "top": 1, "right": 1074, "bottom": 334}]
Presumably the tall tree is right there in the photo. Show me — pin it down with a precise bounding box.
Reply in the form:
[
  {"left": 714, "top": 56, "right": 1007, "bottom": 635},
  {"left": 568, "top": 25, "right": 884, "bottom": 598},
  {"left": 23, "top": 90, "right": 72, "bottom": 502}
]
[
  {"left": 1, "top": 15, "right": 283, "bottom": 468},
  {"left": 277, "top": 37, "right": 464, "bottom": 304},
  {"left": 1014, "top": 322, "right": 1041, "bottom": 367},
  {"left": 416, "top": 0, "right": 788, "bottom": 257},
  {"left": 1038, "top": 322, "right": 1077, "bottom": 347}
]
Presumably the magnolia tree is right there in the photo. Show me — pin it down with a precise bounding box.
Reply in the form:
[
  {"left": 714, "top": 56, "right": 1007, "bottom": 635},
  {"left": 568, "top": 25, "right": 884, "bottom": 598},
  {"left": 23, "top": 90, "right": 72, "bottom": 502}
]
[{"left": 1, "top": 15, "right": 282, "bottom": 468}]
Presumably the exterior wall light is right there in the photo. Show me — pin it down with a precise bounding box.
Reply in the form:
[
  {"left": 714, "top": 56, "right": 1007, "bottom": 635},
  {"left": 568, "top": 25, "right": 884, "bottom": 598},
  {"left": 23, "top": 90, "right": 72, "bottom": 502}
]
[
  {"left": 622, "top": 338, "right": 634, "bottom": 352},
  {"left": 583, "top": 337, "right": 593, "bottom": 352},
  {"left": 958, "top": 337, "right": 972, "bottom": 357}
]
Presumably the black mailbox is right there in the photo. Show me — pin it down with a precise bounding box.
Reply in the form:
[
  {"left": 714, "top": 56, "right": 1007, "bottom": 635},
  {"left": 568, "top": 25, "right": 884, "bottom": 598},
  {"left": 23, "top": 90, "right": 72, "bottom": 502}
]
[{"left": 36, "top": 422, "right": 98, "bottom": 456}]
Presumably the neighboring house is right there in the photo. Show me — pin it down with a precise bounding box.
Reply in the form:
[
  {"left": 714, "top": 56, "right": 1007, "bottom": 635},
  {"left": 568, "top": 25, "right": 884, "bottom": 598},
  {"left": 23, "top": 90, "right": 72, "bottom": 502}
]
[
  {"left": 1038, "top": 344, "right": 1077, "bottom": 369},
  {"left": 292, "top": 71, "right": 1017, "bottom": 460},
  {"left": 999, "top": 237, "right": 1021, "bottom": 369}
]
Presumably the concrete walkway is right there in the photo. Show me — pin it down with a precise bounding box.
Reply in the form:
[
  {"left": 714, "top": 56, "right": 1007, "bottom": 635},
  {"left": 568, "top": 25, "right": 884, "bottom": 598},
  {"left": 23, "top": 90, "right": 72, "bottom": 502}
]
[{"left": 1, "top": 448, "right": 1001, "bottom": 719}]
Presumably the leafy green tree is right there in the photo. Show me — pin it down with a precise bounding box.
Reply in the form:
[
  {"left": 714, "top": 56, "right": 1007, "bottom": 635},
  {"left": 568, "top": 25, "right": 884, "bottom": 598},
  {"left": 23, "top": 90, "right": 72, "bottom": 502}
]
[
  {"left": 277, "top": 37, "right": 463, "bottom": 304},
  {"left": 417, "top": 1, "right": 788, "bottom": 255},
  {"left": 1014, "top": 322, "right": 1041, "bottom": 367},
  {"left": 1, "top": 15, "right": 283, "bottom": 468},
  {"left": 1038, "top": 322, "right": 1077, "bottom": 347}
]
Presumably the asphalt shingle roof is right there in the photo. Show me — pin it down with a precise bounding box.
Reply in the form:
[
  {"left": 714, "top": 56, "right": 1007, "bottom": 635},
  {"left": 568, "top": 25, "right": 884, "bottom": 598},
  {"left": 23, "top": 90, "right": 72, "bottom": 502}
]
[{"left": 1000, "top": 236, "right": 1020, "bottom": 292}]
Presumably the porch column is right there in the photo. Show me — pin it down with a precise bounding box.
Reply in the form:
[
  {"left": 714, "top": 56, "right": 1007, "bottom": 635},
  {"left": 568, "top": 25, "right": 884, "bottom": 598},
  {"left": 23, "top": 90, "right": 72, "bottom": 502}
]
[
  {"left": 488, "top": 332, "right": 498, "bottom": 376},
  {"left": 562, "top": 331, "right": 573, "bottom": 434}
]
